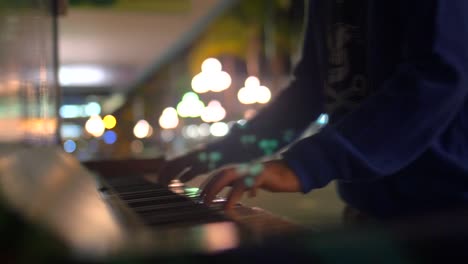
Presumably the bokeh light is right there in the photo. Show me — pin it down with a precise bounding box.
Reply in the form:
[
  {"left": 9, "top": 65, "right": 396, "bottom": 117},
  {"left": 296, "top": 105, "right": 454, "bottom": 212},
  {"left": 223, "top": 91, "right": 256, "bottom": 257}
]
[
  {"left": 103, "top": 130, "right": 117, "bottom": 144},
  {"left": 211, "top": 71, "right": 232, "bottom": 92},
  {"left": 258, "top": 139, "right": 279, "bottom": 155},
  {"left": 182, "top": 125, "right": 199, "bottom": 139},
  {"left": 63, "top": 139, "right": 77, "bottom": 153},
  {"left": 237, "top": 76, "right": 271, "bottom": 104},
  {"left": 198, "top": 123, "right": 211, "bottom": 137},
  {"left": 61, "top": 124, "right": 82, "bottom": 139},
  {"left": 177, "top": 92, "right": 205, "bottom": 118},
  {"left": 201, "top": 58, "right": 222, "bottom": 72},
  {"left": 210, "top": 122, "right": 229, "bottom": 137},
  {"left": 244, "top": 109, "right": 257, "bottom": 120},
  {"left": 130, "top": 140, "right": 144, "bottom": 154},
  {"left": 316, "top": 113, "right": 329, "bottom": 126},
  {"left": 60, "top": 102, "right": 104, "bottom": 119},
  {"left": 160, "top": 130, "right": 175, "bottom": 143},
  {"left": 191, "top": 58, "right": 231, "bottom": 93},
  {"left": 201, "top": 100, "right": 226, "bottom": 123},
  {"left": 237, "top": 119, "right": 247, "bottom": 126},
  {"left": 84, "top": 102, "right": 101, "bottom": 116},
  {"left": 85, "top": 115, "right": 105, "bottom": 137},
  {"left": 133, "top": 119, "right": 152, "bottom": 139},
  {"left": 245, "top": 76, "right": 260, "bottom": 87},
  {"left": 59, "top": 65, "right": 108, "bottom": 86},
  {"left": 103, "top": 115, "right": 117, "bottom": 129},
  {"left": 159, "top": 107, "right": 179, "bottom": 129},
  {"left": 60, "top": 105, "right": 84, "bottom": 119}
]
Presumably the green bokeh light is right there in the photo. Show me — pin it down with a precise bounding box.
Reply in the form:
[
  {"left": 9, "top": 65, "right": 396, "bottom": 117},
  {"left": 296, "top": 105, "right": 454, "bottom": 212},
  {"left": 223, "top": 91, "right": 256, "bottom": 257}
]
[
  {"left": 282, "top": 129, "right": 295, "bottom": 143},
  {"left": 182, "top": 92, "right": 199, "bottom": 101},
  {"left": 198, "top": 152, "right": 207, "bottom": 162},
  {"left": 209, "top": 152, "right": 222, "bottom": 162},
  {"left": 185, "top": 187, "right": 200, "bottom": 196},
  {"left": 259, "top": 139, "right": 279, "bottom": 155},
  {"left": 244, "top": 177, "right": 255, "bottom": 188},
  {"left": 248, "top": 163, "right": 264, "bottom": 177},
  {"left": 236, "top": 164, "right": 249, "bottom": 175},
  {"left": 241, "top": 134, "right": 256, "bottom": 144}
]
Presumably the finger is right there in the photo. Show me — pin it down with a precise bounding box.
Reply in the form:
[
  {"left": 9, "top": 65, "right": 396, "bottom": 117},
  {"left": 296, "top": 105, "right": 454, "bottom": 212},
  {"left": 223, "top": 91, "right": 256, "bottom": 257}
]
[
  {"left": 197, "top": 169, "right": 234, "bottom": 197},
  {"left": 159, "top": 165, "right": 193, "bottom": 185},
  {"left": 248, "top": 186, "right": 257, "bottom": 198},
  {"left": 224, "top": 180, "right": 247, "bottom": 209},
  {"left": 158, "top": 152, "right": 200, "bottom": 185},
  {"left": 178, "top": 167, "right": 201, "bottom": 182},
  {"left": 200, "top": 168, "right": 236, "bottom": 198},
  {"left": 201, "top": 168, "right": 239, "bottom": 206}
]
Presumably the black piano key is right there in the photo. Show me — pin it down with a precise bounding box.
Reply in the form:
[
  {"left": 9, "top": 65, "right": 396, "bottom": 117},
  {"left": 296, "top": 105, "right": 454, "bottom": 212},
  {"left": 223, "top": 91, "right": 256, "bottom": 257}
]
[
  {"left": 131, "top": 200, "right": 195, "bottom": 212},
  {"left": 119, "top": 189, "right": 173, "bottom": 198},
  {"left": 112, "top": 184, "right": 161, "bottom": 194},
  {"left": 121, "top": 194, "right": 185, "bottom": 204},
  {"left": 102, "top": 175, "right": 299, "bottom": 233}
]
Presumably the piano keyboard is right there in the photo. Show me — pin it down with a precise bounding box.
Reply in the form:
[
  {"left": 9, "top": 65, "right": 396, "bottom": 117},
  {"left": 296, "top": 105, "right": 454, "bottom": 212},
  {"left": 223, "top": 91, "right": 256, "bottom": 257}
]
[{"left": 100, "top": 175, "right": 301, "bottom": 236}]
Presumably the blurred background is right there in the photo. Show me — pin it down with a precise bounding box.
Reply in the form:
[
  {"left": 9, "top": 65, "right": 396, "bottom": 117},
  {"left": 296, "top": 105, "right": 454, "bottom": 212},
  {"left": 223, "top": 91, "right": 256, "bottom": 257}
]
[
  {"left": 0, "top": 0, "right": 344, "bottom": 227},
  {"left": 58, "top": 0, "right": 305, "bottom": 161}
]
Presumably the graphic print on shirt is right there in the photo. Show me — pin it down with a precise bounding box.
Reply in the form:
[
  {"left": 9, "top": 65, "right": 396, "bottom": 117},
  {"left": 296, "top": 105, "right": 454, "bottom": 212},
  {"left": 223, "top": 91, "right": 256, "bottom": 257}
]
[{"left": 324, "top": 0, "right": 370, "bottom": 121}]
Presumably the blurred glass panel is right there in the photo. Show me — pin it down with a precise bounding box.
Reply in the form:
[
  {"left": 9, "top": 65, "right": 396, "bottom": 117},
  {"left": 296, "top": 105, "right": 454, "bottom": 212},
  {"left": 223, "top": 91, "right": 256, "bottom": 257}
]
[{"left": 0, "top": 0, "right": 58, "bottom": 145}]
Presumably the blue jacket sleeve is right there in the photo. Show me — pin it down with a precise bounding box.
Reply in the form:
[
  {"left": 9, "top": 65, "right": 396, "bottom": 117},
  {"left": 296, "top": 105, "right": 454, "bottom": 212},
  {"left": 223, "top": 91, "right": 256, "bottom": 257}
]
[{"left": 283, "top": 0, "right": 468, "bottom": 193}]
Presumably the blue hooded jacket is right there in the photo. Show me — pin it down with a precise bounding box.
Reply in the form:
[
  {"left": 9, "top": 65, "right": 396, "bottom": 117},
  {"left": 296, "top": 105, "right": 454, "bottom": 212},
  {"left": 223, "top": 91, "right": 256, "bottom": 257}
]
[{"left": 207, "top": 0, "right": 468, "bottom": 218}]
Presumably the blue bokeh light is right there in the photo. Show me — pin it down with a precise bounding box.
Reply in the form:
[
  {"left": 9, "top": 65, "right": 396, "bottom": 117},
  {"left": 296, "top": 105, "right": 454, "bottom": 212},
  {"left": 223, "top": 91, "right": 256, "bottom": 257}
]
[
  {"left": 63, "top": 139, "right": 77, "bottom": 153},
  {"left": 85, "top": 102, "right": 101, "bottom": 116},
  {"left": 316, "top": 113, "right": 329, "bottom": 126},
  {"left": 103, "top": 130, "right": 117, "bottom": 144}
]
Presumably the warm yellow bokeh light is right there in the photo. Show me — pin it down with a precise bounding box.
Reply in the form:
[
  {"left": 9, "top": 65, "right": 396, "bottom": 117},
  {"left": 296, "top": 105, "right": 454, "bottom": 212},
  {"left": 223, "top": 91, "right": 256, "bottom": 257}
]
[
  {"left": 210, "top": 122, "right": 229, "bottom": 137},
  {"left": 245, "top": 76, "right": 260, "bottom": 87},
  {"left": 103, "top": 115, "right": 117, "bottom": 129},
  {"left": 85, "top": 115, "right": 105, "bottom": 137},
  {"left": 177, "top": 92, "right": 205, "bottom": 118},
  {"left": 191, "top": 74, "right": 209, "bottom": 93},
  {"left": 201, "top": 58, "right": 222, "bottom": 72},
  {"left": 133, "top": 120, "right": 152, "bottom": 139},
  {"left": 237, "top": 76, "right": 271, "bottom": 104},
  {"left": 238, "top": 87, "right": 256, "bottom": 104},
  {"left": 159, "top": 107, "right": 179, "bottom": 129},
  {"left": 210, "top": 71, "right": 232, "bottom": 92},
  {"left": 191, "top": 58, "right": 231, "bottom": 93},
  {"left": 201, "top": 100, "right": 226, "bottom": 123},
  {"left": 256, "top": 86, "right": 272, "bottom": 104}
]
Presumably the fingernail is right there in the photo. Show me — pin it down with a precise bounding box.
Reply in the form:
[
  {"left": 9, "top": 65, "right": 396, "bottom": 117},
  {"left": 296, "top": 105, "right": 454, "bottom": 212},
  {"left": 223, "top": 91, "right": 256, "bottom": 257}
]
[{"left": 175, "top": 167, "right": 192, "bottom": 180}]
